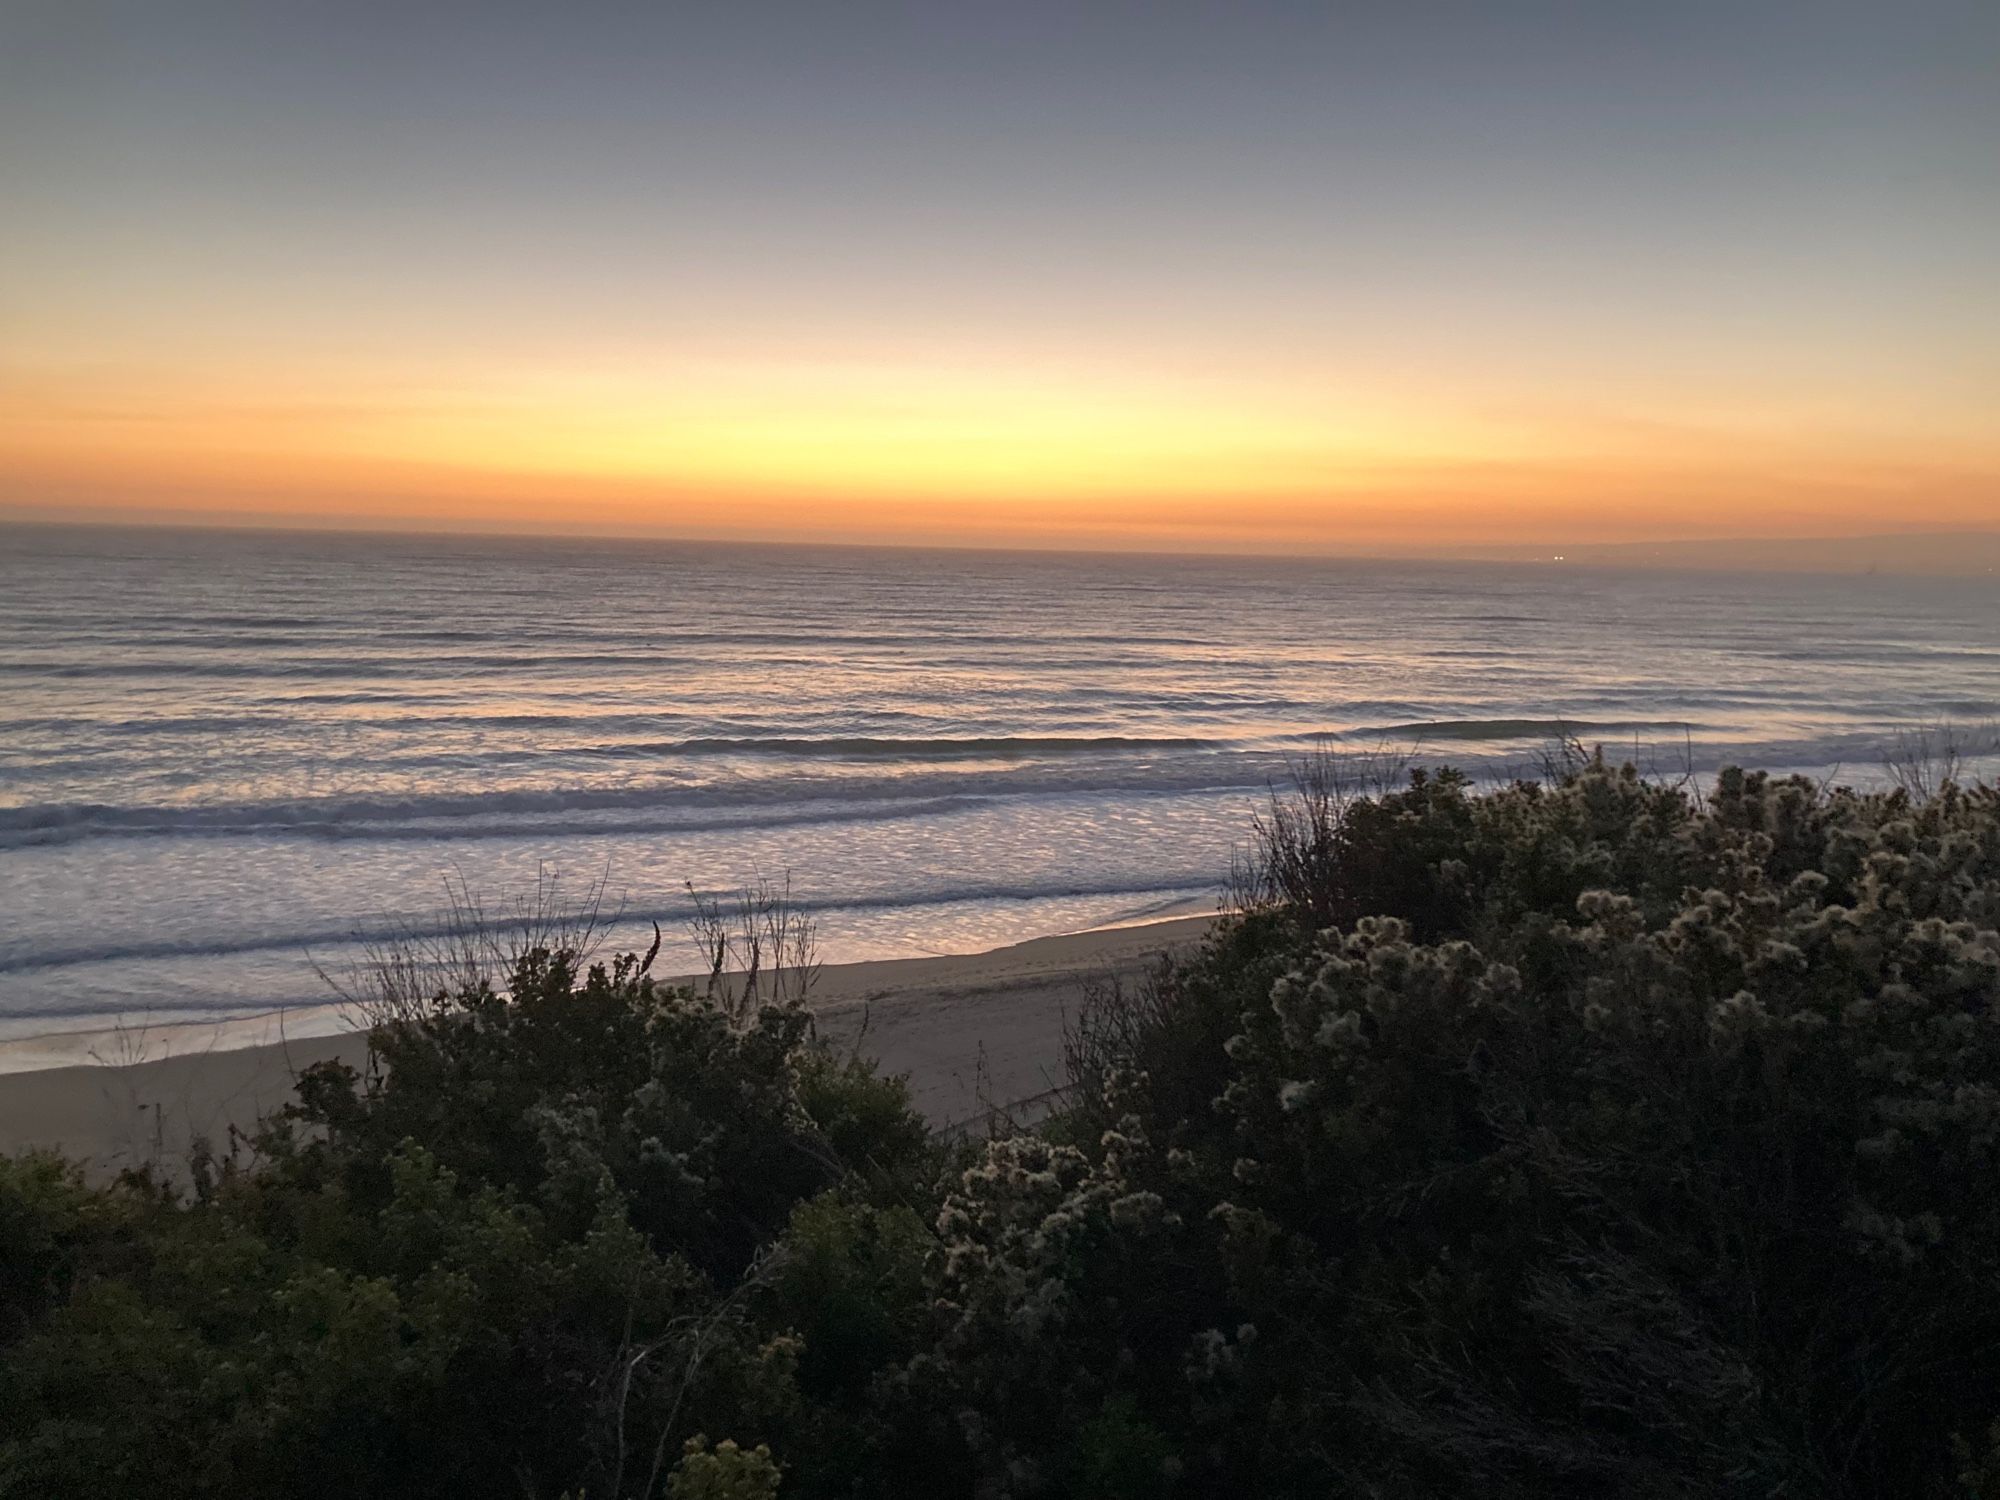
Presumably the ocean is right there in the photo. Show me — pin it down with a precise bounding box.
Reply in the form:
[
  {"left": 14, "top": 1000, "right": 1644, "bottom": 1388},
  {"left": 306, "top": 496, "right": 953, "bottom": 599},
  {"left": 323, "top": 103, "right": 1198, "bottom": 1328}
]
[{"left": 2, "top": 522, "right": 1996, "bottom": 1059}]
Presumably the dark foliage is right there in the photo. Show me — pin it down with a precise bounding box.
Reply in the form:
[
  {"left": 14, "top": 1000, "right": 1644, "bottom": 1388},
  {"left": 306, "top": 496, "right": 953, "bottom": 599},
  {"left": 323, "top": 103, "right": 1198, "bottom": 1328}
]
[
  {"left": 0, "top": 954, "right": 934, "bottom": 1498},
  {"left": 6, "top": 759, "right": 2000, "bottom": 1497},
  {"left": 937, "top": 760, "right": 2000, "bottom": 1497}
]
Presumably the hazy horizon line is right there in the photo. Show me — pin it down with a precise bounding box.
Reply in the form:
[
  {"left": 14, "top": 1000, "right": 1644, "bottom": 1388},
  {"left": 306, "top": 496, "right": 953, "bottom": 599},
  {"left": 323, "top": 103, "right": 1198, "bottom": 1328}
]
[{"left": 5, "top": 508, "right": 1997, "bottom": 579}]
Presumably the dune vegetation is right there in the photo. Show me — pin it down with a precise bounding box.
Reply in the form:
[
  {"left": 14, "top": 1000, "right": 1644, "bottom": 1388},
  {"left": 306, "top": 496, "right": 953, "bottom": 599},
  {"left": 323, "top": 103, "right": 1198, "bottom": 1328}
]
[{"left": 6, "top": 752, "right": 2000, "bottom": 1497}]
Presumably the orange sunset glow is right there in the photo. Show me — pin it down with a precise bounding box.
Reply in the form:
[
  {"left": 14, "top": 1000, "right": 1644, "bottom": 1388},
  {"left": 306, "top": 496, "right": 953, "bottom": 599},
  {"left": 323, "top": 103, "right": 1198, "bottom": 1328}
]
[{"left": 3, "top": 2, "right": 1994, "bottom": 553}]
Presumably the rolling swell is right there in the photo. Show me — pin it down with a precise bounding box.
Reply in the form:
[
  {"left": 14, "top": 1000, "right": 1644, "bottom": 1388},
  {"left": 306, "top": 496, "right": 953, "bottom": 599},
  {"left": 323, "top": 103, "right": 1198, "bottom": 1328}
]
[
  {"left": 609, "top": 733, "right": 1223, "bottom": 759},
  {"left": 0, "top": 755, "right": 1274, "bottom": 851},
  {"left": 0, "top": 873, "right": 1219, "bottom": 977},
  {"left": 1335, "top": 718, "right": 1700, "bottom": 742},
  {"left": 3, "top": 726, "right": 1972, "bottom": 851}
]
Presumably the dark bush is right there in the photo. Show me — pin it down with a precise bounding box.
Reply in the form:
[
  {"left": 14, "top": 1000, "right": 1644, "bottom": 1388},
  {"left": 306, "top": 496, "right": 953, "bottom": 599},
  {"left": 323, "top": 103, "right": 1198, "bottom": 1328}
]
[
  {"left": 0, "top": 955, "right": 931, "bottom": 1498},
  {"left": 951, "top": 762, "right": 2000, "bottom": 1496}
]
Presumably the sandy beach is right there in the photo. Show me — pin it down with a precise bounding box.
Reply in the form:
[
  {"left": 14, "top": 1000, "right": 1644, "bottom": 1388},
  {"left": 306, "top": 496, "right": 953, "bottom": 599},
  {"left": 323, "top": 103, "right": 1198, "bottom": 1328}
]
[{"left": 0, "top": 914, "right": 1212, "bottom": 1176}]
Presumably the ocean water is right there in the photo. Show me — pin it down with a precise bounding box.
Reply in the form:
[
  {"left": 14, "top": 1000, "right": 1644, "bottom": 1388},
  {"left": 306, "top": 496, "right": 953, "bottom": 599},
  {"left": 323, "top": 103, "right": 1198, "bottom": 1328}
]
[{"left": 2, "top": 522, "right": 1996, "bottom": 1059}]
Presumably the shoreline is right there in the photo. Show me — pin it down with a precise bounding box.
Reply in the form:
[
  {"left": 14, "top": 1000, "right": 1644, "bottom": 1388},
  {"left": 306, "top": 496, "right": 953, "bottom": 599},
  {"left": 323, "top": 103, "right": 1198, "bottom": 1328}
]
[
  {"left": 0, "top": 912, "right": 1216, "bottom": 1175},
  {"left": 0, "top": 894, "right": 1218, "bottom": 1071}
]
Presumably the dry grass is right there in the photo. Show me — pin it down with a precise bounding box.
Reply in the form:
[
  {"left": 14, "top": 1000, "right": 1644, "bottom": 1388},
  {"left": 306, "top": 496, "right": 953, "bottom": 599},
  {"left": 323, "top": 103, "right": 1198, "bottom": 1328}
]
[
  {"left": 683, "top": 870, "right": 821, "bottom": 1021},
  {"left": 319, "top": 862, "right": 618, "bottom": 1028},
  {"left": 1883, "top": 717, "right": 2000, "bottom": 802},
  {"left": 1226, "top": 736, "right": 1418, "bottom": 920}
]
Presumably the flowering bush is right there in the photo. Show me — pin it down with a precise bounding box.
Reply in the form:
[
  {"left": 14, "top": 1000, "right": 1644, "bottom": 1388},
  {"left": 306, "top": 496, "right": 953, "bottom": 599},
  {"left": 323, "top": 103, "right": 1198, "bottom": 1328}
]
[{"left": 925, "top": 763, "right": 2000, "bottom": 1495}]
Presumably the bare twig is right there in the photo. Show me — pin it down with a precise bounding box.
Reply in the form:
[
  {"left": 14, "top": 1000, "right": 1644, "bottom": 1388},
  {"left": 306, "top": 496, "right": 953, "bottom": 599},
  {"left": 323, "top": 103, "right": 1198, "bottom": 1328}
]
[
  {"left": 683, "top": 871, "right": 820, "bottom": 1023},
  {"left": 1883, "top": 718, "right": 2000, "bottom": 802},
  {"left": 318, "top": 862, "right": 619, "bottom": 1028}
]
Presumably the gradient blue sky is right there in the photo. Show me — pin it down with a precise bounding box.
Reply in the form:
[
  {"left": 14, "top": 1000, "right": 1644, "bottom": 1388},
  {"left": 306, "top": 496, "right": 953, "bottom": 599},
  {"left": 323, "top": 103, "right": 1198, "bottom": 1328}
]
[{"left": 4, "top": 0, "right": 1995, "bottom": 550}]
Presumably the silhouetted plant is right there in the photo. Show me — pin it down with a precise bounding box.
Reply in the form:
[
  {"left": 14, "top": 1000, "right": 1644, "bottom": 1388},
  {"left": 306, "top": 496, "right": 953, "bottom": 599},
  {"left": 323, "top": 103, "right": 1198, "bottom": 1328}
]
[{"left": 685, "top": 871, "right": 822, "bottom": 1020}]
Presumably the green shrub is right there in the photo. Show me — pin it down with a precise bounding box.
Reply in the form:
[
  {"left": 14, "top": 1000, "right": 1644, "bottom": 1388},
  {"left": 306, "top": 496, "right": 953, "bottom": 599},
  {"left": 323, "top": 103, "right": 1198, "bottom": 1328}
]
[
  {"left": 667, "top": 1436, "right": 783, "bottom": 1499},
  {"left": 0, "top": 954, "right": 930, "bottom": 1498}
]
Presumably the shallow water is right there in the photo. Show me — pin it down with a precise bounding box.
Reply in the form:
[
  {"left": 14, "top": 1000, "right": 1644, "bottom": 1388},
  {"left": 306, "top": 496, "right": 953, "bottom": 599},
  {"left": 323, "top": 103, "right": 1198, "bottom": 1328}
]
[{"left": 2, "top": 523, "right": 1995, "bottom": 1051}]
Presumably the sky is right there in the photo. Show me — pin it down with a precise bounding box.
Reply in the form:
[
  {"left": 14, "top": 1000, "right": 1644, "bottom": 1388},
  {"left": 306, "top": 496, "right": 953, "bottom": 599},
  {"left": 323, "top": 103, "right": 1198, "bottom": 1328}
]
[{"left": 2, "top": 0, "right": 1995, "bottom": 554}]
